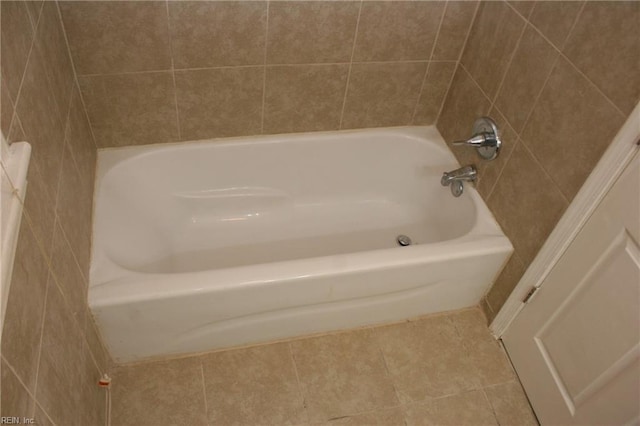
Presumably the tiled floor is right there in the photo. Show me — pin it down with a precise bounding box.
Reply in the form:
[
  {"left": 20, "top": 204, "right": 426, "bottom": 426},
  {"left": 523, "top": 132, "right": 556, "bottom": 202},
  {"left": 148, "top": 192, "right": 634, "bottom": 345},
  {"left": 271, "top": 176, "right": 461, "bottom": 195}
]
[{"left": 110, "top": 308, "right": 538, "bottom": 426}]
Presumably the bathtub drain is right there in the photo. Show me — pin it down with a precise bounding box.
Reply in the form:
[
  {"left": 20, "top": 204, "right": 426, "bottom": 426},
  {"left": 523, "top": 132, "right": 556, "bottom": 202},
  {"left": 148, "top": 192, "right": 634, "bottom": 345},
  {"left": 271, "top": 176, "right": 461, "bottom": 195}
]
[{"left": 396, "top": 235, "right": 412, "bottom": 247}]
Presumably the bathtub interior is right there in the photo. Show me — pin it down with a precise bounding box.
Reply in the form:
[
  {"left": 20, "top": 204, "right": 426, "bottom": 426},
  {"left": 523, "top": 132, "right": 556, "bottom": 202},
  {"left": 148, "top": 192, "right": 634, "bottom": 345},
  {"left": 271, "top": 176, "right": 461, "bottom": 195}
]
[{"left": 92, "top": 127, "right": 477, "bottom": 280}]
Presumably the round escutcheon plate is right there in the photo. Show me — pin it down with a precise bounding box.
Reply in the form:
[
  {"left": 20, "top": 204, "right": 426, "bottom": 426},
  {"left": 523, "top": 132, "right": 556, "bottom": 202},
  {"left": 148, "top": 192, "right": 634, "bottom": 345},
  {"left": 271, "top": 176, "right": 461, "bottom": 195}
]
[{"left": 472, "top": 117, "right": 501, "bottom": 160}]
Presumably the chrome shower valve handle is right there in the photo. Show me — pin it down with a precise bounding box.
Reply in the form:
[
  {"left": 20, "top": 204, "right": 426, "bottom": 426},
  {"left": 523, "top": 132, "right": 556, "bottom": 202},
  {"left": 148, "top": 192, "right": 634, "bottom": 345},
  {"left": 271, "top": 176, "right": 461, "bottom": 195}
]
[
  {"left": 453, "top": 117, "right": 501, "bottom": 160},
  {"left": 453, "top": 133, "right": 496, "bottom": 147}
]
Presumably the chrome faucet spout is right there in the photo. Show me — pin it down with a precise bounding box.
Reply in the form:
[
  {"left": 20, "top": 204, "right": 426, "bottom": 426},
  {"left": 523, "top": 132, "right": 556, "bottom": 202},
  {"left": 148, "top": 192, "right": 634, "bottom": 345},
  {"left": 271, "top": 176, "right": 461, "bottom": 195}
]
[
  {"left": 441, "top": 165, "right": 477, "bottom": 186},
  {"left": 441, "top": 165, "right": 477, "bottom": 197}
]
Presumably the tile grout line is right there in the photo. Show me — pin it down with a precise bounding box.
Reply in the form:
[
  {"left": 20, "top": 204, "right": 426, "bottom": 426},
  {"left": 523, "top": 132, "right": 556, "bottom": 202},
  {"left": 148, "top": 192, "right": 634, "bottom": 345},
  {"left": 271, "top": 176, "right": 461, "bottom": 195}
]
[
  {"left": 483, "top": 132, "right": 520, "bottom": 201},
  {"left": 48, "top": 90, "right": 81, "bottom": 263},
  {"left": 5, "top": 0, "right": 43, "bottom": 148},
  {"left": 55, "top": 1, "right": 100, "bottom": 151},
  {"left": 481, "top": 4, "right": 570, "bottom": 201},
  {"left": 12, "top": 25, "right": 71, "bottom": 419},
  {"left": 199, "top": 361, "right": 211, "bottom": 426},
  {"left": 447, "top": 310, "right": 521, "bottom": 396},
  {"left": 452, "top": 62, "right": 537, "bottom": 202},
  {"left": 13, "top": 186, "right": 50, "bottom": 269},
  {"left": 434, "top": 0, "right": 481, "bottom": 126},
  {"left": 34, "top": 399, "right": 58, "bottom": 426},
  {"left": 165, "top": 0, "right": 182, "bottom": 142},
  {"left": 504, "top": 0, "right": 570, "bottom": 56},
  {"left": 491, "top": 2, "right": 569, "bottom": 136},
  {"left": 498, "top": 0, "right": 588, "bottom": 206},
  {"left": 433, "top": 63, "right": 459, "bottom": 127},
  {"left": 1, "top": 84, "right": 18, "bottom": 145},
  {"left": 74, "top": 59, "right": 445, "bottom": 79},
  {"left": 0, "top": 150, "right": 18, "bottom": 190},
  {"left": 459, "top": 62, "right": 493, "bottom": 108},
  {"left": 81, "top": 316, "right": 109, "bottom": 378},
  {"left": 557, "top": 1, "right": 586, "bottom": 53},
  {"left": 409, "top": 64, "right": 437, "bottom": 126},
  {"left": 484, "top": 7, "right": 572, "bottom": 202},
  {"left": 45, "top": 226, "right": 97, "bottom": 362},
  {"left": 456, "top": 0, "right": 482, "bottom": 65},
  {"left": 105, "top": 309, "right": 505, "bottom": 423},
  {"left": 260, "top": 1, "right": 270, "bottom": 134},
  {"left": 520, "top": 138, "right": 571, "bottom": 205},
  {"left": 447, "top": 314, "right": 471, "bottom": 354},
  {"left": 482, "top": 378, "right": 521, "bottom": 392},
  {"left": 13, "top": 380, "right": 58, "bottom": 426},
  {"left": 58, "top": 39, "right": 84, "bottom": 186},
  {"left": 503, "top": 0, "right": 625, "bottom": 119},
  {"left": 480, "top": 387, "right": 501, "bottom": 425},
  {"left": 1, "top": 354, "right": 39, "bottom": 409},
  {"left": 24, "top": 0, "right": 44, "bottom": 31},
  {"left": 289, "top": 334, "right": 510, "bottom": 425},
  {"left": 552, "top": 0, "right": 627, "bottom": 119},
  {"left": 446, "top": 312, "right": 487, "bottom": 393},
  {"left": 374, "top": 329, "right": 405, "bottom": 409},
  {"left": 48, "top": 74, "right": 78, "bottom": 231},
  {"left": 69, "top": 235, "right": 111, "bottom": 383},
  {"left": 47, "top": 129, "right": 99, "bottom": 327},
  {"left": 68, "top": 77, "right": 99, "bottom": 150},
  {"left": 287, "top": 342, "right": 310, "bottom": 425},
  {"left": 410, "top": 0, "right": 447, "bottom": 124},
  {"left": 338, "top": 0, "right": 363, "bottom": 130},
  {"left": 29, "top": 270, "right": 53, "bottom": 420},
  {"left": 489, "top": 14, "right": 528, "bottom": 111},
  {"left": 78, "top": 69, "right": 176, "bottom": 78},
  {"left": 55, "top": 208, "right": 89, "bottom": 283},
  {"left": 502, "top": 0, "right": 534, "bottom": 22},
  {"left": 51, "top": 3, "right": 79, "bottom": 127},
  {"left": 488, "top": 345, "right": 542, "bottom": 424},
  {"left": 409, "top": 62, "right": 433, "bottom": 125},
  {"left": 429, "top": 1, "right": 448, "bottom": 63},
  {"left": 557, "top": 49, "right": 626, "bottom": 121},
  {"left": 41, "top": 124, "right": 86, "bottom": 371}
]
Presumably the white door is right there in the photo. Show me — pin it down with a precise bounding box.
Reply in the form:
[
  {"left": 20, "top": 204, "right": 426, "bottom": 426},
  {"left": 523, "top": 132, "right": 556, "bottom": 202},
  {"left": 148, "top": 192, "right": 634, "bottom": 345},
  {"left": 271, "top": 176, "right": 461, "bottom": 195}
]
[{"left": 502, "top": 150, "right": 640, "bottom": 425}]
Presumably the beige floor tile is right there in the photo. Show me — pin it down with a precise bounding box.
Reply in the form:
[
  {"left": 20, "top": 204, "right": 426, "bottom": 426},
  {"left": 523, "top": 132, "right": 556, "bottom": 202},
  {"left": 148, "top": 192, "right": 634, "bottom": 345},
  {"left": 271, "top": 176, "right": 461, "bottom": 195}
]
[
  {"left": 202, "top": 342, "right": 306, "bottom": 426},
  {"left": 111, "top": 357, "right": 207, "bottom": 426},
  {"left": 484, "top": 381, "right": 538, "bottom": 426},
  {"left": 291, "top": 329, "right": 398, "bottom": 423},
  {"left": 403, "top": 390, "right": 498, "bottom": 426},
  {"left": 317, "top": 407, "right": 405, "bottom": 425},
  {"left": 375, "top": 315, "right": 479, "bottom": 403},
  {"left": 108, "top": 309, "right": 535, "bottom": 426},
  {"left": 450, "top": 309, "right": 516, "bottom": 386}
]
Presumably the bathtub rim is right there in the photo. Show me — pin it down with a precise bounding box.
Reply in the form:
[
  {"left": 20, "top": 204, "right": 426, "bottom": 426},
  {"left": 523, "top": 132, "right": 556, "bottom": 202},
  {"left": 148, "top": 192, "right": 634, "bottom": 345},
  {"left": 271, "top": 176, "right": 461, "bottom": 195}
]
[
  {"left": 95, "top": 126, "right": 451, "bottom": 181},
  {"left": 89, "top": 233, "right": 512, "bottom": 309}
]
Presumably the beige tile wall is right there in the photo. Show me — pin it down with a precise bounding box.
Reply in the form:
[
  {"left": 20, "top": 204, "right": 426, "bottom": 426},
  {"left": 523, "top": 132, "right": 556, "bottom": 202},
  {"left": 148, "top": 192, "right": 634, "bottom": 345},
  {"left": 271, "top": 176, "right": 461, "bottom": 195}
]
[
  {"left": 59, "top": 0, "right": 479, "bottom": 148},
  {"left": 1, "top": 1, "right": 111, "bottom": 424},
  {"left": 437, "top": 0, "right": 639, "bottom": 321}
]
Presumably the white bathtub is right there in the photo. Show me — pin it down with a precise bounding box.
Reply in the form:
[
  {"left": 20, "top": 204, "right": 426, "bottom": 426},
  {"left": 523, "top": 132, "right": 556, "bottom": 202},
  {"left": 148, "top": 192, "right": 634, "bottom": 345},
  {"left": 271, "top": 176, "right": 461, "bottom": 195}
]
[{"left": 89, "top": 126, "right": 512, "bottom": 363}]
